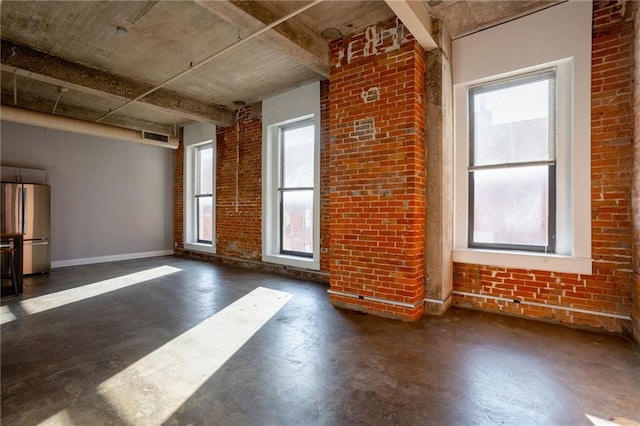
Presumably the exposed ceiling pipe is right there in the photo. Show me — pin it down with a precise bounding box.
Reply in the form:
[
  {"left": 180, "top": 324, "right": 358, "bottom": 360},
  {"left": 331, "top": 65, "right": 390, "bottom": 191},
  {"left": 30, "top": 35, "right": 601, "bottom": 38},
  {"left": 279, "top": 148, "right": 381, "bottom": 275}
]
[
  {"left": 52, "top": 87, "right": 68, "bottom": 114},
  {"left": 95, "top": 0, "right": 323, "bottom": 123},
  {"left": 13, "top": 70, "right": 18, "bottom": 105},
  {"left": 1, "top": 105, "right": 179, "bottom": 149}
]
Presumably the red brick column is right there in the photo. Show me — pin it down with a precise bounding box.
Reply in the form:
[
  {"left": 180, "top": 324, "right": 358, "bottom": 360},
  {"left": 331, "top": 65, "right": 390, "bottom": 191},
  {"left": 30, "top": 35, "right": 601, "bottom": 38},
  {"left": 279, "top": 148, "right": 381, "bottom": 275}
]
[
  {"left": 173, "top": 132, "right": 184, "bottom": 254},
  {"left": 632, "top": 0, "right": 640, "bottom": 342},
  {"left": 328, "top": 19, "right": 426, "bottom": 320},
  {"left": 320, "top": 80, "right": 331, "bottom": 273},
  {"left": 590, "top": 0, "right": 635, "bottom": 331}
]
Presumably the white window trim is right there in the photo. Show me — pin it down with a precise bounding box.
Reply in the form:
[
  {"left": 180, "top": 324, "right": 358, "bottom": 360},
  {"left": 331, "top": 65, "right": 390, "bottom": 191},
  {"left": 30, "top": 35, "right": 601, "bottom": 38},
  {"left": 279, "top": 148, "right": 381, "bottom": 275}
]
[
  {"left": 263, "top": 115, "right": 320, "bottom": 270},
  {"left": 183, "top": 123, "right": 216, "bottom": 255},
  {"left": 451, "top": 1, "right": 592, "bottom": 275},
  {"left": 262, "top": 82, "right": 321, "bottom": 271}
]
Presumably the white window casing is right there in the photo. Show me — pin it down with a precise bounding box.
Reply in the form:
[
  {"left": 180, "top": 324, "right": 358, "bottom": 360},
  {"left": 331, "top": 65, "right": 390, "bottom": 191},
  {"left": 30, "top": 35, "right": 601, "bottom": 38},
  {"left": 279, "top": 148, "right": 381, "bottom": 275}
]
[
  {"left": 262, "top": 82, "right": 321, "bottom": 270},
  {"left": 451, "top": 0, "right": 592, "bottom": 274},
  {"left": 183, "top": 122, "right": 216, "bottom": 254}
]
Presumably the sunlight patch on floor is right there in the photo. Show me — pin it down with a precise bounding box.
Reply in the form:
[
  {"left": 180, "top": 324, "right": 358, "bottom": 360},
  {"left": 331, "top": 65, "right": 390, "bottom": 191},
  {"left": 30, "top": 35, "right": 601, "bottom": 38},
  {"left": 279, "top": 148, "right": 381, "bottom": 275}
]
[
  {"left": 95, "top": 286, "right": 292, "bottom": 425},
  {"left": 1, "top": 266, "right": 181, "bottom": 325},
  {"left": 38, "top": 409, "right": 76, "bottom": 426},
  {"left": 586, "top": 414, "right": 639, "bottom": 426},
  {"left": 0, "top": 308, "right": 17, "bottom": 324}
]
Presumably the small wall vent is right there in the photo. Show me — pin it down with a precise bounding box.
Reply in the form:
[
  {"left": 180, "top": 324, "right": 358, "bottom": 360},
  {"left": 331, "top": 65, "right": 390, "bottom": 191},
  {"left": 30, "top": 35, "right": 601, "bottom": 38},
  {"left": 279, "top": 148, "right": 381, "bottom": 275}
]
[{"left": 142, "top": 130, "right": 170, "bottom": 143}]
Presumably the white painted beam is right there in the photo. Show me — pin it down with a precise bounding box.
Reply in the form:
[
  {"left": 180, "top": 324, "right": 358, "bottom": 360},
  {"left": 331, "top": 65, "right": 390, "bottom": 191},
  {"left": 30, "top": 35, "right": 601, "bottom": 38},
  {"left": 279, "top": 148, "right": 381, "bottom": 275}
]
[{"left": 385, "top": 0, "right": 438, "bottom": 51}]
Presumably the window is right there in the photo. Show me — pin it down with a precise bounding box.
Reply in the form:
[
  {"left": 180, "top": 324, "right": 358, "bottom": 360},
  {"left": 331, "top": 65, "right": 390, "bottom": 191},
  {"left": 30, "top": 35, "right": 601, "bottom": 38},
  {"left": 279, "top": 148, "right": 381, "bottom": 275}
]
[
  {"left": 451, "top": 0, "right": 592, "bottom": 274},
  {"left": 262, "top": 82, "right": 320, "bottom": 270},
  {"left": 468, "top": 70, "right": 556, "bottom": 252},
  {"left": 195, "top": 143, "right": 213, "bottom": 243},
  {"left": 279, "top": 120, "right": 314, "bottom": 257},
  {"left": 183, "top": 122, "right": 216, "bottom": 254}
]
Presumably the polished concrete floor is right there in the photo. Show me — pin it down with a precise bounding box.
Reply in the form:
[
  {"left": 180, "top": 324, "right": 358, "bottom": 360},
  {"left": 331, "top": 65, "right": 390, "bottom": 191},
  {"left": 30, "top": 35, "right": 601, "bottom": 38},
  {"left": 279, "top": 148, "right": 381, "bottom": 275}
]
[{"left": 1, "top": 256, "right": 639, "bottom": 425}]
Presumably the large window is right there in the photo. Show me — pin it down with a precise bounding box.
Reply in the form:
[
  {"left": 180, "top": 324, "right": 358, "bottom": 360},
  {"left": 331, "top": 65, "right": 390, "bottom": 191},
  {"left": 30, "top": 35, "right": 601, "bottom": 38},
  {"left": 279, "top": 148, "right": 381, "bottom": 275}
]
[
  {"left": 279, "top": 120, "right": 315, "bottom": 257},
  {"left": 262, "top": 82, "right": 320, "bottom": 270},
  {"left": 468, "top": 70, "right": 556, "bottom": 252},
  {"left": 195, "top": 143, "right": 213, "bottom": 243},
  {"left": 451, "top": 0, "right": 592, "bottom": 274},
  {"left": 183, "top": 122, "right": 216, "bottom": 254}
]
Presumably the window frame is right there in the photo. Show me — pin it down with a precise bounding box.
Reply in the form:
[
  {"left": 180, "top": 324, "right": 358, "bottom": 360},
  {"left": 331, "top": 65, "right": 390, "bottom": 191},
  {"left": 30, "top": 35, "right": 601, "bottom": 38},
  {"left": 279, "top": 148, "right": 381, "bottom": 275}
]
[
  {"left": 278, "top": 119, "right": 315, "bottom": 258},
  {"left": 262, "top": 82, "right": 321, "bottom": 271},
  {"left": 452, "top": 59, "right": 592, "bottom": 275},
  {"left": 467, "top": 69, "right": 557, "bottom": 253},
  {"left": 195, "top": 143, "right": 213, "bottom": 244},
  {"left": 450, "top": 0, "right": 592, "bottom": 275},
  {"left": 183, "top": 122, "right": 216, "bottom": 254}
]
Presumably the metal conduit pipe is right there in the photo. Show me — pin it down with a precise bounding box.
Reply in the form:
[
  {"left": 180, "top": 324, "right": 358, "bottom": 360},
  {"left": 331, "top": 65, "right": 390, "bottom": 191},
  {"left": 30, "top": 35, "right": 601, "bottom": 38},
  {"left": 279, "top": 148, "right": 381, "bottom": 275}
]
[
  {"left": 1, "top": 105, "right": 179, "bottom": 149},
  {"left": 326, "top": 289, "right": 630, "bottom": 321},
  {"left": 327, "top": 289, "right": 422, "bottom": 309},
  {"left": 452, "top": 290, "right": 632, "bottom": 321}
]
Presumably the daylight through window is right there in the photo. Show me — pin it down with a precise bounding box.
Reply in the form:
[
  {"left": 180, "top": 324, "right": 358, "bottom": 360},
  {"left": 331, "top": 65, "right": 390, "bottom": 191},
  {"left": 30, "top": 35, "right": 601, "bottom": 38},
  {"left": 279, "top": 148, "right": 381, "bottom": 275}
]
[
  {"left": 279, "top": 120, "right": 314, "bottom": 257},
  {"left": 468, "top": 69, "right": 556, "bottom": 252},
  {"left": 195, "top": 143, "right": 213, "bottom": 244}
]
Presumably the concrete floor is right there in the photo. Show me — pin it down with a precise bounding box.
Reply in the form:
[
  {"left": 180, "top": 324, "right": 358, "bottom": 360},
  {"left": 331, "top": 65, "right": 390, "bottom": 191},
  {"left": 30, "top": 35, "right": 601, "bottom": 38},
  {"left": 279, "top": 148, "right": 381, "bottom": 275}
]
[{"left": 1, "top": 256, "right": 639, "bottom": 426}]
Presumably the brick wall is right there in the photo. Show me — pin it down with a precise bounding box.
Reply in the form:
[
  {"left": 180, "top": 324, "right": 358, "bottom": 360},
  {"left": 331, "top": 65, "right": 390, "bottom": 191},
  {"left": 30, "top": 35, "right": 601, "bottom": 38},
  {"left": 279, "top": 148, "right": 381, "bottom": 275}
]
[
  {"left": 320, "top": 80, "right": 331, "bottom": 272},
  {"left": 215, "top": 107, "right": 262, "bottom": 260},
  {"left": 173, "top": 129, "right": 184, "bottom": 251},
  {"left": 453, "top": 1, "right": 636, "bottom": 334},
  {"left": 632, "top": 0, "right": 640, "bottom": 342},
  {"left": 174, "top": 99, "right": 332, "bottom": 281},
  {"left": 171, "top": 2, "right": 636, "bottom": 334},
  {"left": 328, "top": 18, "right": 427, "bottom": 320},
  {"left": 173, "top": 107, "right": 262, "bottom": 265}
]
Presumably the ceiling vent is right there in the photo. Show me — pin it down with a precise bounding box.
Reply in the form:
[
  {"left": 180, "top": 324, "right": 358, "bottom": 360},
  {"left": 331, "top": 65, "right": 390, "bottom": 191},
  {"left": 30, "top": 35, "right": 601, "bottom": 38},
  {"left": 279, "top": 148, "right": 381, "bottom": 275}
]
[{"left": 142, "top": 130, "right": 170, "bottom": 144}]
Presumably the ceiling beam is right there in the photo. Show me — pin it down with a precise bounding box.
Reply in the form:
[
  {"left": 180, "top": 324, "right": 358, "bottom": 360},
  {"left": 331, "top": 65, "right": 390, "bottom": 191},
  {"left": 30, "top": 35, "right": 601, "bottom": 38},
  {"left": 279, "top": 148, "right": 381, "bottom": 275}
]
[
  {"left": 0, "top": 40, "right": 235, "bottom": 127},
  {"left": 194, "top": 0, "right": 329, "bottom": 78},
  {"left": 385, "top": 0, "right": 438, "bottom": 51}
]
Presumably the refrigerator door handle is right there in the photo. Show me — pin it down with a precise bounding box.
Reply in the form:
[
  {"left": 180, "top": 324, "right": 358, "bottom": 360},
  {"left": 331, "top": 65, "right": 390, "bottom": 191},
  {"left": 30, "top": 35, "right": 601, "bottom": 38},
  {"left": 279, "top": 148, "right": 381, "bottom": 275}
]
[
  {"left": 21, "top": 187, "right": 27, "bottom": 235},
  {"left": 17, "top": 186, "right": 23, "bottom": 234},
  {"left": 28, "top": 241, "right": 49, "bottom": 246}
]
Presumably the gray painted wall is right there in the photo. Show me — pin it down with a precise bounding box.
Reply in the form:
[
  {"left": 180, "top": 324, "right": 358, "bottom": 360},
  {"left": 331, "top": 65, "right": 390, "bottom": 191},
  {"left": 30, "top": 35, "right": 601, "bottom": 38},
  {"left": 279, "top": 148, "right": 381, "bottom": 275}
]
[{"left": 1, "top": 121, "right": 173, "bottom": 262}]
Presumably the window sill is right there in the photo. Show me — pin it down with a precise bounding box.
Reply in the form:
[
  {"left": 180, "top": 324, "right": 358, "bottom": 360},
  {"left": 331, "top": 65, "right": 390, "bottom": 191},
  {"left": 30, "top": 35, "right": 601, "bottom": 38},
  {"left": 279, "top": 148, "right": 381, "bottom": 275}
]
[
  {"left": 452, "top": 248, "right": 592, "bottom": 275},
  {"left": 262, "top": 254, "right": 319, "bottom": 271},
  {"left": 184, "top": 242, "right": 216, "bottom": 255}
]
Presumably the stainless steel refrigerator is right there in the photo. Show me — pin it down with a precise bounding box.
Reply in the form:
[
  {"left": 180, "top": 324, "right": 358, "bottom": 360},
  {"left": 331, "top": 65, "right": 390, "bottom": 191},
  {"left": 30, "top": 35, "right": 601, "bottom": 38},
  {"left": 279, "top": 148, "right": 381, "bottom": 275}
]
[{"left": 1, "top": 182, "right": 51, "bottom": 274}]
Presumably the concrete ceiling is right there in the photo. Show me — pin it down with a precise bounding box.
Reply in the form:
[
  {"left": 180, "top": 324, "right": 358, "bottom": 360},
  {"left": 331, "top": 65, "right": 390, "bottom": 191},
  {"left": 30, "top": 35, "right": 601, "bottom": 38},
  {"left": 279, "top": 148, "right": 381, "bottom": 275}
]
[
  {"left": 427, "top": 0, "right": 563, "bottom": 39},
  {"left": 0, "top": 0, "right": 563, "bottom": 136}
]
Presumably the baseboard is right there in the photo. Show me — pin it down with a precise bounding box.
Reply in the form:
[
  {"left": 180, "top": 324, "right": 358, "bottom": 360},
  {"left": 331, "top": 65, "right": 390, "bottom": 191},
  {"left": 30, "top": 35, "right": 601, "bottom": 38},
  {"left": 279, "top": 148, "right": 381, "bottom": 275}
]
[{"left": 51, "top": 250, "right": 174, "bottom": 268}]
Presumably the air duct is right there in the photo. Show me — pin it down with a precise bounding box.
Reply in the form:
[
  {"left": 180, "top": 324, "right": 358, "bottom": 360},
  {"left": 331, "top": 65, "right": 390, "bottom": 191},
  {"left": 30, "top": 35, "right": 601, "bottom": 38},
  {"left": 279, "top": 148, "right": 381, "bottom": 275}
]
[{"left": 0, "top": 105, "right": 179, "bottom": 149}]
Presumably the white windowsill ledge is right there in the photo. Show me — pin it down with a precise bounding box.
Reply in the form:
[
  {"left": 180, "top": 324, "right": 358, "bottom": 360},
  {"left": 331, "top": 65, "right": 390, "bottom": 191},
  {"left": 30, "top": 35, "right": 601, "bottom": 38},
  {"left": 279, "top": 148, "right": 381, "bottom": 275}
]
[
  {"left": 262, "top": 254, "right": 319, "bottom": 271},
  {"left": 452, "top": 249, "right": 592, "bottom": 275},
  {"left": 184, "top": 242, "right": 216, "bottom": 255}
]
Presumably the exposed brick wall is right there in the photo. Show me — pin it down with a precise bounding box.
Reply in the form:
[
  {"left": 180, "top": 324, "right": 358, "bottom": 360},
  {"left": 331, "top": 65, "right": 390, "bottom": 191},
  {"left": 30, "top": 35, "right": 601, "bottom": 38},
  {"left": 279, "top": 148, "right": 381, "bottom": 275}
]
[
  {"left": 453, "top": 0, "right": 636, "bottom": 334},
  {"left": 173, "top": 107, "right": 261, "bottom": 263},
  {"left": 215, "top": 106, "right": 262, "bottom": 260},
  {"left": 632, "top": 0, "right": 640, "bottom": 342},
  {"left": 174, "top": 99, "right": 332, "bottom": 281},
  {"left": 328, "top": 18, "right": 426, "bottom": 320},
  {"left": 320, "top": 80, "right": 331, "bottom": 272},
  {"left": 173, "top": 129, "right": 184, "bottom": 251}
]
